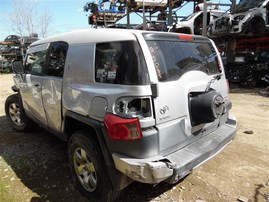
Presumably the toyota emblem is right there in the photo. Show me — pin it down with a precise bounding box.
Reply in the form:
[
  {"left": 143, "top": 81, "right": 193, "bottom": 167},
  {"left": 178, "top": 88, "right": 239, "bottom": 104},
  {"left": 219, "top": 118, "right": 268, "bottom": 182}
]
[{"left": 160, "top": 106, "right": 169, "bottom": 114}]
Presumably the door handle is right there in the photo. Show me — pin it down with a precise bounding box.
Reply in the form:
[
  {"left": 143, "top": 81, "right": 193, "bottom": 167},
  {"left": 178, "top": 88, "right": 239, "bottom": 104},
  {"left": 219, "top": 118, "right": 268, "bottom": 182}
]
[{"left": 34, "top": 83, "right": 41, "bottom": 91}]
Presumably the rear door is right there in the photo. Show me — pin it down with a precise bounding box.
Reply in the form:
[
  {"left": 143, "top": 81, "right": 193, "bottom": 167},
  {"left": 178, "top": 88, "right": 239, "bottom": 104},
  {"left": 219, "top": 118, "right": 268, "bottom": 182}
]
[
  {"left": 143, "top": 33, "right": 227, "bottom": 153},
  {"left": 42, "top": 42, "right": 68, "bottom": 132}
]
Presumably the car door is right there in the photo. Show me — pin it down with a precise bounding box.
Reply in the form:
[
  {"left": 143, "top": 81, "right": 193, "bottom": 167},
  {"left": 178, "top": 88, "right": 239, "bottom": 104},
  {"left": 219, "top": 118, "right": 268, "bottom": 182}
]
[
  {"left": 42, "top": 42, "right": 68, "bottom": 132},
  {"left": 19, "top": 43, "right": 49, "bottom": 126}
]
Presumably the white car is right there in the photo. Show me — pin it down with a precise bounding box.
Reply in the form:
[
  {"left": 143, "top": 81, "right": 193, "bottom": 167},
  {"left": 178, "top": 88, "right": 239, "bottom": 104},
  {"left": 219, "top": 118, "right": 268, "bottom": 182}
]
[
  {"left": 208, "top": 0, "right": 269, "bottom": 37},
  {"left": 169, "top": 10, "right": 226, "bottom": 35}
]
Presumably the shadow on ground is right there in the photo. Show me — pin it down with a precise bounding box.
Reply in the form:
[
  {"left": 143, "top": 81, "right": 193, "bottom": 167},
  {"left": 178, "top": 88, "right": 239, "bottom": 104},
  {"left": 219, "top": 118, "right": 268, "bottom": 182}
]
[{"left": 0, "top": 115, "right": 175, "bottom": 202}]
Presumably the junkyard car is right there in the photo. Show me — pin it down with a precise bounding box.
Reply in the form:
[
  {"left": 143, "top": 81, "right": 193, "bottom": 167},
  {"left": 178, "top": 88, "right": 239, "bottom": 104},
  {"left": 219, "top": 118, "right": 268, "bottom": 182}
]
[
  {"left": 5, "top": 29, "right": 237, "bottom": 201},
  {"left": 208, "top": 0, "right": 269, "bottom": 37},
  {"left": 169, "top": 9, "right": 226, "bottom": 35},
  {"left": 4, "top": 35, "right": 21, "bottom": 44}
]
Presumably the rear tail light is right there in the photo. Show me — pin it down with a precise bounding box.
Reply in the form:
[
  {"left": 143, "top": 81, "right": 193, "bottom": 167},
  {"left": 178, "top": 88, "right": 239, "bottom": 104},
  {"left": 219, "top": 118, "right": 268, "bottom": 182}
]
[
  {"left": 104, "top": 114, "right": 142, "bottom": 140},
  {"left": 226, "top": 79, "right": 230, "bottom": 93},
  {"left": 113, "top": 97, "right": 152, "bottom": 118},
  {"left": 215, "top": 56, "right": 223, "bottom": 73}
]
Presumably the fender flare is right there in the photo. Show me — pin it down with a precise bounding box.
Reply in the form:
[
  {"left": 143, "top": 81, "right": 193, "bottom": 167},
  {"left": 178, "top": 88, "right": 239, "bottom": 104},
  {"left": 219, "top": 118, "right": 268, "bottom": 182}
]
[{"left": 63, "top": 111, "right": 133, "bottom": 190}]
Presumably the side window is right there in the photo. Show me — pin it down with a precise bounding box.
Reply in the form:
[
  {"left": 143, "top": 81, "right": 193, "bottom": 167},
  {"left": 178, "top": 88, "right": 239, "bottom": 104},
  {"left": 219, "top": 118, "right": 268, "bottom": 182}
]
[
  {"left": 47, "top": 42, "right": 68, "bottom": 77},
  {"left": 25, "top": 50, "right": 47, "bottom": 75},
  {"left": 95, "top": 41, "right": 149, "bottom": 85},
  {"left": 95, "top": 43, "right": 117, "bottom": 83}
]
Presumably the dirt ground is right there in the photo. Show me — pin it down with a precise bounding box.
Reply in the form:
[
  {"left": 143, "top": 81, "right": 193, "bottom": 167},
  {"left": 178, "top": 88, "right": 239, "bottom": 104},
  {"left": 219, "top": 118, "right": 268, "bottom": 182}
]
[{"left": 0, "top": 73, "right": 268, "bottom": 202}]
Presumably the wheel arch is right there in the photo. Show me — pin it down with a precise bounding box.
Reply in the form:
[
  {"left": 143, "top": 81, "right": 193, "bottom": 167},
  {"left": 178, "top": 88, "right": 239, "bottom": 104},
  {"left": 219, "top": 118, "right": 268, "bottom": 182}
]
[
  {"left": 63, "top": 111, "right": 99, "bottom": 141},
  {"left": 63, "top": 111, "right": 133, "bottom": 190},
  {"left": 246, "top": 15, "right": 266, "bottom": 35},
  {"left": 251, "top": 15, "right": 265, "bottom": 25}
]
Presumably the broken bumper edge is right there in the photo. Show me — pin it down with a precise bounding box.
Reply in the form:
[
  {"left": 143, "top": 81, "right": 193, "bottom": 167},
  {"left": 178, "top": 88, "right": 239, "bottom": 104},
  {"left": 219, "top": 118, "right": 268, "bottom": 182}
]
[{"left": 112, "top": 114, "right": 237, "bottom": 185}]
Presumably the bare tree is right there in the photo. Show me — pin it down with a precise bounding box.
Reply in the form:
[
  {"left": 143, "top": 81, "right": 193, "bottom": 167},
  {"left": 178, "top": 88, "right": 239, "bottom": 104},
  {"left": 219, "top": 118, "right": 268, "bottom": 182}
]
[{"left": 5, "top": 0, "right": 52, "bottom": 38}]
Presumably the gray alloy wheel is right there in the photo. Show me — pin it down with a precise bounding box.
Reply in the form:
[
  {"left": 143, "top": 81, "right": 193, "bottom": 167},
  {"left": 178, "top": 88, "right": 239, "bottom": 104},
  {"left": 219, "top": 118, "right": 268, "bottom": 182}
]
[
  {"left": 8, "top": 102, "right": 24, "bottom": 127},
  {"left": 73, "top": 147, "right": 97, "bottom": 192},
  {"left": 68, "top": 131, "right": 122, "bottom": 201},
  {"left": 5, "top": 94, "right": 36, "bottom": 132}
]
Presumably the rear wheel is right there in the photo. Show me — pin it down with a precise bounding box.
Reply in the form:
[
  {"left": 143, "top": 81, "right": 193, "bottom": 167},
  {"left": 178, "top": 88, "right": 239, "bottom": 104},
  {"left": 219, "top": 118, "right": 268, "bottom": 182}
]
[
  {"left": 68, "top": 130, "right": 122, "bottom": 202},
  {"left": 5, "top": 94, "right": 36, "bottom": 131}
]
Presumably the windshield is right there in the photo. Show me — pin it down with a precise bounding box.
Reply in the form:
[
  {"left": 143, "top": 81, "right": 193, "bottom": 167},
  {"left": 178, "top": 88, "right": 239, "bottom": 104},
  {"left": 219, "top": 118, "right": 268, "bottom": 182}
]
[
  {"left": 145, "top": 40, "right": 219, "bottom": 82},
  {"left": 234, "top": 0, "right": 264, "bottom": 13}
]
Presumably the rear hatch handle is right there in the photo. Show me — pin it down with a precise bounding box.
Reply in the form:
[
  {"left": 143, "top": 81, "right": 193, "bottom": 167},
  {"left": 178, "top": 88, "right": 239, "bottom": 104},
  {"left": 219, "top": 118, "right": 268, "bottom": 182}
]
[{"left": 151, "top": 83, "right": 159, "bottom": 98}]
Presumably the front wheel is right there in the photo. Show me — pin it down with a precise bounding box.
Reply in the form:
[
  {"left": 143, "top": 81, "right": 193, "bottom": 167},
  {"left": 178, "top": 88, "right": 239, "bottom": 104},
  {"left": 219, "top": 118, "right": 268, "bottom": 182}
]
[
  {"left": 5, "top": 94, "right": 35, "bottom": 132},
  {"left": 68, "top": 130, "right": 122, "bottom": 202}
]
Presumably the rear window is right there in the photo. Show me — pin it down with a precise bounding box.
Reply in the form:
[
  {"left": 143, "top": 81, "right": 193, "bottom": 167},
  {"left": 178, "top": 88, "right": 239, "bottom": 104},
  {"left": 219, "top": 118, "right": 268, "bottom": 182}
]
[
  {"left": 95, "top": 41, "right": 150, "bottom": 85},
  {"left": 145, "top": 39, "right": 219, "bottom": 82}
]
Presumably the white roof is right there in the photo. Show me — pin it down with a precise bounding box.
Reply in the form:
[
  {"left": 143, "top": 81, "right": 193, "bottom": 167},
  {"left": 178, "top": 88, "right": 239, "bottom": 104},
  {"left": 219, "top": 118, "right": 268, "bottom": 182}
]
[{"left": 30, "top": 29, "right": 145, "bottom": 46}]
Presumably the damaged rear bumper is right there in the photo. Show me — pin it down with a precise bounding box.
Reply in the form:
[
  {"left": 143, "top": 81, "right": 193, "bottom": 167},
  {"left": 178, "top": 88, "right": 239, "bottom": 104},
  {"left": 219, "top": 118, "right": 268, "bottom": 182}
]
[{"left": 112, "top": 114, "right": 237, "bottom": 184}]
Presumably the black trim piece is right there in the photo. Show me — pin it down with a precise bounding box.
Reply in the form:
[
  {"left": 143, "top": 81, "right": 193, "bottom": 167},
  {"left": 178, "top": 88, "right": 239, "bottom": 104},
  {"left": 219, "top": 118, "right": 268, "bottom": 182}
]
[
  {"left": 150, "top": 83, "right": 159, "bottom": 98},
  {"left": 64, "top": 110, "right": 100, "bottom": 129},
  {"left": 11, "top": 85, "right": 19, "bottom": 92}
]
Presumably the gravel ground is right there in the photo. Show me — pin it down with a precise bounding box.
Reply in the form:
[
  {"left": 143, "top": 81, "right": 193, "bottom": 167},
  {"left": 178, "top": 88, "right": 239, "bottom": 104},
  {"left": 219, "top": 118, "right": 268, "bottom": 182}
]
[{"left": 0, "top": 73, "right": 269, "bottom": 202}]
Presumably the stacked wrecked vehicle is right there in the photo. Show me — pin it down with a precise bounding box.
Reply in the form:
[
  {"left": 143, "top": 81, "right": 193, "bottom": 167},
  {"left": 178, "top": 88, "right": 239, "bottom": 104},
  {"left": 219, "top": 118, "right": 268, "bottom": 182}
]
[{"left": 208, "top": 0, "right": 269, "bottom": 37}]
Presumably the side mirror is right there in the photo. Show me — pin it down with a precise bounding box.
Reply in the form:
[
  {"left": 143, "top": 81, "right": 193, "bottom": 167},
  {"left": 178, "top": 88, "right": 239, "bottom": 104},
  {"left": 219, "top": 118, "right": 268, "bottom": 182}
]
[{"left": 12, "top": 60, "right": 24, "bottom": 74}]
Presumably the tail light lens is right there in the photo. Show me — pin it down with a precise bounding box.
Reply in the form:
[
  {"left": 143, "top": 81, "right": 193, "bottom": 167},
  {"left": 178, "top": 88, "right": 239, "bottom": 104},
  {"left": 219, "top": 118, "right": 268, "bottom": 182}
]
[
  {"left": 226, "top": 79, "right": 230, "bottom": 93},
  {"left": 215, "top": 56, "right": 223, "bottom": 73},
  {"left": 104, "top": 114, "right": 142, "bottom": 140}
]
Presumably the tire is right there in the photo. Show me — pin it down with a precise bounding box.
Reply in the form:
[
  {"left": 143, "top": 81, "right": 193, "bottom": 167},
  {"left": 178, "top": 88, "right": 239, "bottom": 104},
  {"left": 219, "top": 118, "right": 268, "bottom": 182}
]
[
  {"left": 68, "top": 130, "right": 122, "bottom": 202},
  {"left": 5, "top": 94, "right": 36, "bottom": 132},
  {"left": 190, "top": 91, "right": 224, "bottom": 125}
]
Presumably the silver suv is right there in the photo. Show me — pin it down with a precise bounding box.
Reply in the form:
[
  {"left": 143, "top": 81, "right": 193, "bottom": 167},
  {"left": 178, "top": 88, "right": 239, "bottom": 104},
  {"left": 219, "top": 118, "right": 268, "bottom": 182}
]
[{"left": 5, "top": 29, "right": 237, "bottom": 201}]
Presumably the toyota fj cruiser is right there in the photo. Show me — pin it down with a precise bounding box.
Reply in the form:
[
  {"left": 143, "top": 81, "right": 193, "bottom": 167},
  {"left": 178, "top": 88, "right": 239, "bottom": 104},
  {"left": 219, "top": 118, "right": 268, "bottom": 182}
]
[{"left": 5, "top": 29, "right": 237, "bottom": 201}]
